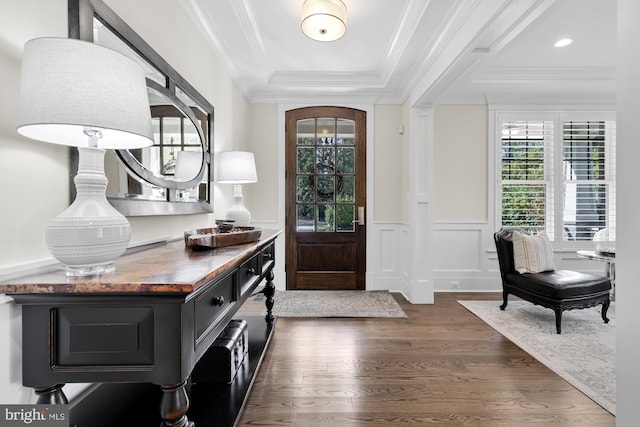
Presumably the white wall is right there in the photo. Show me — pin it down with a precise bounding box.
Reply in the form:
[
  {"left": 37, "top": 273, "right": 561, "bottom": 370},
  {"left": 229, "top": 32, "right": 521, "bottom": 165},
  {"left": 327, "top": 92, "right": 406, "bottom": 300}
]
[
  {"left": 0, "top": 0, "right": 68, "bottom": 405},
  {"left": 433, "top": 105, "right": 488, "bottom": 222},
  {"left": 373, "top": 105, "right": 404, "bottom": 222},
  {"left": 370, "top": 105, "right": 407, "bottom": 293},
  {"left": 615, "top": 0, "right": 640, "bottom": 422},
  {"left": 431, "top": 105, "right": 494, "bottom": 292},
  {"left": 0, "top": 1, "right": 68, "bottom": 268},
  {"left": 245, "top": 104, "right": 279, "bottom": 223},
  {"left": 0, "top": 0, "right": 251, "bottom": 404}
]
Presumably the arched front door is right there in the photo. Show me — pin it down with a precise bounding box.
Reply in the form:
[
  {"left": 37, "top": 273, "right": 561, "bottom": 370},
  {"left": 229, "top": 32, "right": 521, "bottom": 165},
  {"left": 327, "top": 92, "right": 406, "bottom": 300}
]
[{"left": 285, "top": 106, "right": 366, "bottom": 290}]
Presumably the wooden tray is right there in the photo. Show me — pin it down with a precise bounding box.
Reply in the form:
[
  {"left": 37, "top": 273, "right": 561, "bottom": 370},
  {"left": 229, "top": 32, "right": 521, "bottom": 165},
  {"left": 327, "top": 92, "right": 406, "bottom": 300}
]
[{"left": 184, "top": 226, "right": 262, "bottom": 250}]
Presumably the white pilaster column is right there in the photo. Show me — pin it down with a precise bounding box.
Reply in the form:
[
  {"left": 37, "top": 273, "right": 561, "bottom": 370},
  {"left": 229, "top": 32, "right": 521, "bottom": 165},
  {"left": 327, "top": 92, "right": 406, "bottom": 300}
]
[{"left": 406, "top": 107, "right": 434, "bottom": 304}]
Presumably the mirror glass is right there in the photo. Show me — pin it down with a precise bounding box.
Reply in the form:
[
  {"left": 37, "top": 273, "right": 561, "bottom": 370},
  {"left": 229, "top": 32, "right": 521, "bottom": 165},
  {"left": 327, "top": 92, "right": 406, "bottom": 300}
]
[{"left": 69, "top": 0, "right": 214, "bottom": 215}]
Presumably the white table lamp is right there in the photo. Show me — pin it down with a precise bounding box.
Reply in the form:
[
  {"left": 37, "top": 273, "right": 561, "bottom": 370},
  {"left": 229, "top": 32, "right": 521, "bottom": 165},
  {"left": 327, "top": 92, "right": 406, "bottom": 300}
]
[
  {"left": 16, "top": 37, "right": 153, "bottom": 276},
  {"left": 217, "top": 151, "right": 258, "bottom": 226}
]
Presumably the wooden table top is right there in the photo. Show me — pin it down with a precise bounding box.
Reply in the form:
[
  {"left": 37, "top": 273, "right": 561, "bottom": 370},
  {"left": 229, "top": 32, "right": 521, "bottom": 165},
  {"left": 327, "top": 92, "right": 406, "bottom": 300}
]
[{"left": 0, "top": 229, "right": 280, "bottom": 295}]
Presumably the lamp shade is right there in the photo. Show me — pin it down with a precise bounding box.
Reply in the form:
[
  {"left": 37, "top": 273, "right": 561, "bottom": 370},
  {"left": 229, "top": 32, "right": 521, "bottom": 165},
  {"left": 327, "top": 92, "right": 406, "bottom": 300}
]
[
  {"left": 301, "top": 0, "right": 347, "bottom": 42},
  {"left": 16, "top": 37, "right": 153, "bottom": 149},
  {"left": 217, "top": 151, "right": 258, "bottom": 184},
  {"left": 174, "top": 150, "right": 203, "bottom": 181}
]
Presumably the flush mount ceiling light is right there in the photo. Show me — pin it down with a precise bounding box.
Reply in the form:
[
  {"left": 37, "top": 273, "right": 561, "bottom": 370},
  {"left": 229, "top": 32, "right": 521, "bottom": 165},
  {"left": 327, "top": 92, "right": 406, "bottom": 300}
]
[
  {"left": 554, "top": 38, "right": 574, "bottom": 48},
  {"left": 301, "top": 0, "right": 347, "bottom": 42}
]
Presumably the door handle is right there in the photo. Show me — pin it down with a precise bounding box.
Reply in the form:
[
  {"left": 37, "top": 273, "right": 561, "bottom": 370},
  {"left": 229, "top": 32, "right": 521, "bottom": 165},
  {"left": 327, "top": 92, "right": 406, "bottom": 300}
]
[{"left": 352, "top": 206, "right": 365, "bottom": 226}]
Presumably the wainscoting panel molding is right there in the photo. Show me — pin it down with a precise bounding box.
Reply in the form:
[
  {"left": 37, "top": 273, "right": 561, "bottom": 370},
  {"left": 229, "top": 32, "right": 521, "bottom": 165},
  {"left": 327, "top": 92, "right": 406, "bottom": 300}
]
[
  {"left": 314, "top": 221, "right": 608, "bottom": 296},
  {"left": 378, "top": 228, "right": 397, "bottom": 272},
  {"left": 434, "top": 228, "right": 482, "bottom": 271},
  {"left": 369, "top": 223, "right": 409, "bottom": 294}
]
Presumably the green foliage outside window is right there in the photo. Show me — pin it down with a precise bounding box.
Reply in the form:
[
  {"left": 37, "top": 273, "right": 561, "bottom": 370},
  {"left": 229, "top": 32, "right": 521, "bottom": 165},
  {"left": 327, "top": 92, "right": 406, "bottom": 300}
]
[
  {"left": 501, "top": 184, "right": 546, "bottom": 234},
  {"left": 296, "top": 141, "right": 355, "bottom": 232},
  {"left": 501, "top": 136, "right": 545, "bottom": 234}
]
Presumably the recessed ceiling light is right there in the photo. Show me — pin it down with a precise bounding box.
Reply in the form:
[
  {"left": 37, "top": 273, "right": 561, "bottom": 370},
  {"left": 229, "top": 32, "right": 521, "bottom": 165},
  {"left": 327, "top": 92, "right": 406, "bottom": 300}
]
[{"left": 554, "top": 38, "right": 574, "bottom": 48}]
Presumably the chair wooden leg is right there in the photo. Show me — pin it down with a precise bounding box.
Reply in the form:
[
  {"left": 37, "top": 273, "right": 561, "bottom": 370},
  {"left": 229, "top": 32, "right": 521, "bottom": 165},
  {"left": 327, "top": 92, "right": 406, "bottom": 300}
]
[
  {"left": 500, "top": 290, "right": 509, "bottom": 310},
  {"left": 554, "top": 309, "right": 562, "bottom": 334}
]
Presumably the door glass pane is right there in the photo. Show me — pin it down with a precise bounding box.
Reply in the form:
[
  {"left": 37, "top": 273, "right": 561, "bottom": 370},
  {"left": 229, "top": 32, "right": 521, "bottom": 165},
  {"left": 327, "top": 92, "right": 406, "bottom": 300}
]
[
  {"left": 337, "top": 119, "right": 355, "bottom": 145},
  {"left": 297, "top": 204, "right": 314, "bottom": 231},
  {"left": 316, "top": 204, "right": 335, "bottom": 232},
  {"left": 337, "top": 147, "right": 354, "bottom": 174},
  {"left": 316, "top": 147, "right": 335, "bottom": 174},
  {"left": 297, "top": 176, "right": 314, "bottom": 202},
  {"left": 317, "top": 176, "right": 335, "bottom": 202},
  {"left": 297, "top": 118, "right": 315, "bottom": 145},
  {"left": 337, "top": 176, "right": 354, "bottom": 202},
  {"left": 317, "top": 118, "right": 335, "bottom": 145},
  {"left": 297, "top": 147, "right": 315, "bottom": 174},
  {"left": 337, "top": 204, "right": 355, "bottom": 231},
  {"left": 295, "top": 115, "right": 357, "bottom": 234}
]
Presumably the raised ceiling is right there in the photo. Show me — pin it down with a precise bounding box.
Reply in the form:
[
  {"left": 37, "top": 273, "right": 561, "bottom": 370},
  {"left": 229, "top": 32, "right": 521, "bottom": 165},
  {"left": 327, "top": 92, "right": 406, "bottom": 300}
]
[{"left": 180, "top": 0, "right": 616, "bottom": 106}]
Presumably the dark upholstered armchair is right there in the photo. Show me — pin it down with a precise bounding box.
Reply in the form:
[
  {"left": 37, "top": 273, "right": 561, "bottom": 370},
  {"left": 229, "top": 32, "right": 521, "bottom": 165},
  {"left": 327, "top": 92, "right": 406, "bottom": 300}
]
[{"left": 494, "top": 228, "right": 611, "bottom": 334}]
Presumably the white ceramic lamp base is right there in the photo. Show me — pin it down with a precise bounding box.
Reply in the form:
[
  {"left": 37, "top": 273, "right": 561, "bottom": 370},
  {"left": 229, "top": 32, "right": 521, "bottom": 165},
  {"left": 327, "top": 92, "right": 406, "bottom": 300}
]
[
  {"left": 224, "top": 184, "right": 251, "bottom": 226},
  {"left": 46, "top": 147, "right": 131, "bottom": 276}
]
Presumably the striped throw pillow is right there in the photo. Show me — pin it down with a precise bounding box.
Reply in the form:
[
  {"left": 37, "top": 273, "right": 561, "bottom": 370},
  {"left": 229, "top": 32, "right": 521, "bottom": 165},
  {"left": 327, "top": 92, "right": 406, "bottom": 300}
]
[{"left": 512, "top": 231, "right": 555, "bottom": 274}]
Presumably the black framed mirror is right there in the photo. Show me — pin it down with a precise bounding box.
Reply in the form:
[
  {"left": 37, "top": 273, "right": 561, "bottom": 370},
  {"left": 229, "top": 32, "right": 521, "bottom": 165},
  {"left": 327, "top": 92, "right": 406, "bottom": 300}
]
[{"left": 68, "top": 0, "right": 214, "bottom": 215}]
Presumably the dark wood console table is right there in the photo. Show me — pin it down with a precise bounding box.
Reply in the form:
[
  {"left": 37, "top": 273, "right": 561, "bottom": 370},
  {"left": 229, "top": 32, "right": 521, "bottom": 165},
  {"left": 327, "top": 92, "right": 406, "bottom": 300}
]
[{"left": 0, "top": 229, "right": 280, "bottom": 427}]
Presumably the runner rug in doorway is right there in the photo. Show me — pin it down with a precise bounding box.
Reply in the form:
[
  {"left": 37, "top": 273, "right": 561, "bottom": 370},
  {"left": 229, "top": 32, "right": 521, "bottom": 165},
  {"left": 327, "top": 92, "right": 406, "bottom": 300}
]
[{"left": 246, "top": 290, "right": 407, "bottom": 318}]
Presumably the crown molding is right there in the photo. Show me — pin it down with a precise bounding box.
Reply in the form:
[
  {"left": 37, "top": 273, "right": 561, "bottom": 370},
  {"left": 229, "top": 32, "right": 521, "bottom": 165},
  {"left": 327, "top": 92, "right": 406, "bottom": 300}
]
[{"left": 474, "top": 66, "right": 616, "bottom": 83}]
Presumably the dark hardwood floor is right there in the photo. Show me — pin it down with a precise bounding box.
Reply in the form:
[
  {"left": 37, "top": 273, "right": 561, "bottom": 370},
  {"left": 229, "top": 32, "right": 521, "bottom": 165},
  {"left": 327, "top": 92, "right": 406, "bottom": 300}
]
[{"left": 238, "top": 292, "right": 614, "bottom": 426}]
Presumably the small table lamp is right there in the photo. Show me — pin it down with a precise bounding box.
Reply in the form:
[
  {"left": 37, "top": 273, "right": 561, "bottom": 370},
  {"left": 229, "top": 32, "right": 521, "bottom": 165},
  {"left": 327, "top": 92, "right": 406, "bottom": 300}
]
[
  {"left": 216, "top": 151, "right": 258, "bottom": 226},
  {"left": 16, "top": 37, "right": 153, "bottom": 276}
]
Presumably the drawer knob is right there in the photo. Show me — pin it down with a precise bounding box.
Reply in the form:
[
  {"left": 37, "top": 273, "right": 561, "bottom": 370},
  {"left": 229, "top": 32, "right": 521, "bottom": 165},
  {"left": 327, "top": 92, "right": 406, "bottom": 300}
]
[
  {"left": 211, "top": 296, "right": 225, "bottom": 306},
  {"left": 264, "top": 253, "right": 272, "bottom": 259},
  {"left": 246, "top": 267, "right": 256, "bottom": 275}
]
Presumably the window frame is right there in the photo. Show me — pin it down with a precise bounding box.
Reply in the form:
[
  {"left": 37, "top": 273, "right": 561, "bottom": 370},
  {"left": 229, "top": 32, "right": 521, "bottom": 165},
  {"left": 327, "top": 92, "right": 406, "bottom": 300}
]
[{"left": 491, "top": 107, "right": 616, "bottom": 249}]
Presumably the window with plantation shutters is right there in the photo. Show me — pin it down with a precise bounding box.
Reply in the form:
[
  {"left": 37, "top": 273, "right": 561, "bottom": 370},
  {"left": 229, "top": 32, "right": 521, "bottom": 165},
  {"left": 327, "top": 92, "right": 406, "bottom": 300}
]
[
  {"left": 500, "top": 120, "right": 555, "bottom": 239},
  {"left": 562, "top": 120, "right": 616, "bottom": 242},
  {"left": 497, "top": 112, "right": 616, "bottom": 246}
]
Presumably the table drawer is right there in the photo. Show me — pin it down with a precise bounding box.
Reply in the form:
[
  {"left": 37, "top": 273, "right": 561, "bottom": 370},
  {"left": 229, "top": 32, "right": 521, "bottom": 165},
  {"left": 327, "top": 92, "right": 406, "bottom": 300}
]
[
  {"left": 194, "top": 272, "right": 235, "bottom": 340},
  {"left": 238, "top": 253, "right": 260, "bottom": 297},
  {"left": 54, "top": 306, "right": 155, "bottom": 367},
  {"left": 261, "top": 242, "right": 275, "bottom": 270}
]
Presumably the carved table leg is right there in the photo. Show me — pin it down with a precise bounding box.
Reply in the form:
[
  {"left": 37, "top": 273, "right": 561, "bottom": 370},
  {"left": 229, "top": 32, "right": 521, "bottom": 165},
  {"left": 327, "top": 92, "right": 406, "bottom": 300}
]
[
  {"left": 159, "top": 382, "right": 194, "bottom": 427},
  {"left": 35, "top": 384, "right": 68, "bottom": 404},
  {"left": 263, "top": 270, "right": 275, "bottom": 323}
]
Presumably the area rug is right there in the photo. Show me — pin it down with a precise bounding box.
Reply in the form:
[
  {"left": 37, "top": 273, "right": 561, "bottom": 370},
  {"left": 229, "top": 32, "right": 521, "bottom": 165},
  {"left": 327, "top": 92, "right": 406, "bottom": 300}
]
[
  {"left": 251, "top": 290, "right": 407, "bottom": 318},
  {"left": 458, "top": 300, "right": 615, "bottom": 415}
]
